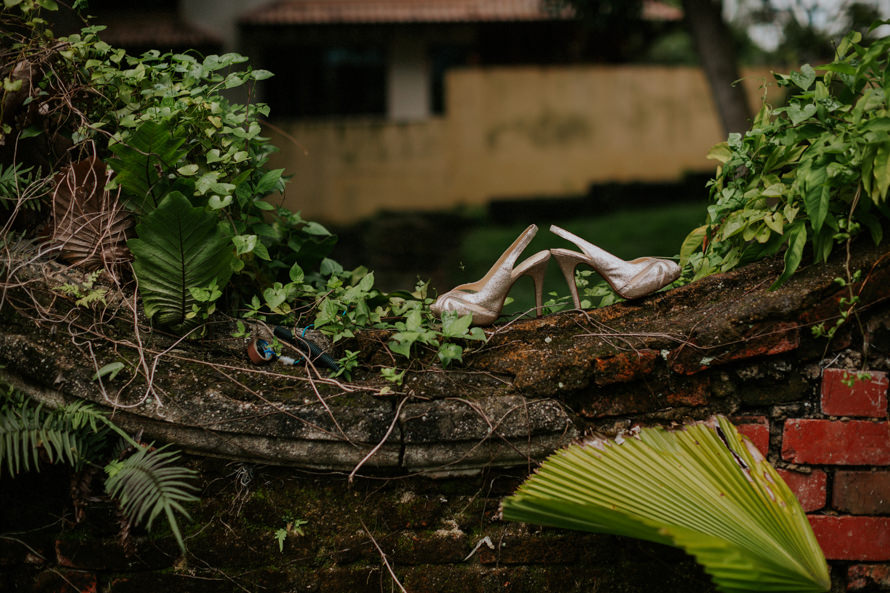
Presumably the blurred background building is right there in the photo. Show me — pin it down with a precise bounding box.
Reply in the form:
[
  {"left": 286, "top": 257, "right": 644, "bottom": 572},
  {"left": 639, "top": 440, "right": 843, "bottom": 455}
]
[
  {"left": 78, "top": 0, "right": 786, "bottom": 225},
  {"left": 71, "top": 0, "right": 889, "bottom": 296}
]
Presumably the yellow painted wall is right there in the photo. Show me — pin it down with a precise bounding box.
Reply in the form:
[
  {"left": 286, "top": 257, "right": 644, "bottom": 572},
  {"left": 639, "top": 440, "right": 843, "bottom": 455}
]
[{"left": 265, "top": 65, "right": 782, "bottom": 224}]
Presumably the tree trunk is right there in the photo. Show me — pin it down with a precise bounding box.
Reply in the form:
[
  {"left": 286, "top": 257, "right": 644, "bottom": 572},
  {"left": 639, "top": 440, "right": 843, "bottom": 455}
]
[{"left": 681, "top": 0, "right": 752, "bottom": 135}]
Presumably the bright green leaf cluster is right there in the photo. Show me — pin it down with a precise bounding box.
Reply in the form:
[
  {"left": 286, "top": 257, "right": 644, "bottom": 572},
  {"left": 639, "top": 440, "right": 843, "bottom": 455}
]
[
  {"left": 37, "top": 22, "right": 341, "bottom": 331},
  {"left": 681, "top": 26, "right": 890, "bottom": 288}
]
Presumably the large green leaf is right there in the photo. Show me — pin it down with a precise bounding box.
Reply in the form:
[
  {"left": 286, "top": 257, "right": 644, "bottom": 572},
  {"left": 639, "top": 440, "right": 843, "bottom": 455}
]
[
  {"left": 107, "top": 120, "right": 189, "bottom": 213},
  {"left": 128, "top": 192, "right": 233, "bottom": 333},
  {"left": 501, "top": 416, "right": 829, "bottom": 593}
]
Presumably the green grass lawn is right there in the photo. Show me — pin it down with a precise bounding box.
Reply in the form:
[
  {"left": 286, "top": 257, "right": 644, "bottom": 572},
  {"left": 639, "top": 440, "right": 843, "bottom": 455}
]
[{"left": 451, "top": 200, "right": 708, "bottom": 317}]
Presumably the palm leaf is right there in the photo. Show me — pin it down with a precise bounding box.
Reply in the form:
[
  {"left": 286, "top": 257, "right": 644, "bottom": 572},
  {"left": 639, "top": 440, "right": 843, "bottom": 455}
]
[
  {"left": 127, "top": 191, "right": 234, "bottom": 333},
  {"left": 105, "top": 444, "right": 199, "bottom": 552},
  {"left": 501, "top": 416, "right": 829, "bottom": 593},
  {"left": 50, "top": 157, "right": 132, "bottom": 269}
]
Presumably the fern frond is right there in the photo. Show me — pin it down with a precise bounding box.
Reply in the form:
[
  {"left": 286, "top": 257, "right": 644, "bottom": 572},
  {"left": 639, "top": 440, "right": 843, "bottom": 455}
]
[
  {"left": 0, "top": 397, "right": 106, "bottom": 477},
  {"left": 105, "top": 444, "right": 199, "bottom": 552}
]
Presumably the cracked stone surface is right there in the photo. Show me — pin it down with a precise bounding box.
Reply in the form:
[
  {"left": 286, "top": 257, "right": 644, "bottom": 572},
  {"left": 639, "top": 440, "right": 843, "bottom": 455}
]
[{"left": 3, "top": 239, "right": 890, "bottom": 475}]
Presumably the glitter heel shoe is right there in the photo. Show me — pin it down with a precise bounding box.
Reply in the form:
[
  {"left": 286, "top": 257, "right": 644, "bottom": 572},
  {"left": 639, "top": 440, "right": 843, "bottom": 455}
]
[
  {"left": 431, "top": 224, "right": 550, "bottom": 326},
  {"left": 550, "top": 224, "right": 680, "bottom": 308}
]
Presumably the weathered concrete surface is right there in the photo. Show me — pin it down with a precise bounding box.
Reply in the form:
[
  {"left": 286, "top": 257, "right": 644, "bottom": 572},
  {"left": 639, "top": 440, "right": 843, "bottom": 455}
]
[
  {"left": 2, "top": 238, "right": 890, "bottom": 475},
  {"left": 5, "top": 240, "right": 890, "bottom": 593}
]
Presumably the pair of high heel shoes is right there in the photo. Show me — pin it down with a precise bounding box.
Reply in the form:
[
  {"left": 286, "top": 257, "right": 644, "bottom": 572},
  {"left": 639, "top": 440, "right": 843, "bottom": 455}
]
[{"left": 430, "top": 224, "right": 681, "bottom": 326}]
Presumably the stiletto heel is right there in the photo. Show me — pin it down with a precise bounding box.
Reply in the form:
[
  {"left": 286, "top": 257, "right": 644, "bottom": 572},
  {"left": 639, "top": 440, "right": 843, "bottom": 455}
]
[
  {"left": 514, "top": 252, "right": 549, "bottom": 318},
  {"left": 431, "top": 224, "right": 551, "bottom": 326},
  {"left": 551, "top": 248, "right": 587, "bottom": 309},
  {"left": 550, "top": 225, "right": 680, "bottom": 308}
]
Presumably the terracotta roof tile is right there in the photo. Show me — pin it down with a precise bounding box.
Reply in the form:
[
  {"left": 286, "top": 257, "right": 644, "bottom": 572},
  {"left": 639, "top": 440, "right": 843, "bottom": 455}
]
[
  {"left": 240, "top": 0, "right": 681, "bottom": 25},
  {"left": 240, "top": 0, "right": 571, "bottom": 25},
  {"left": 97, "top": 12, "right": 221, "bottom": 48}
]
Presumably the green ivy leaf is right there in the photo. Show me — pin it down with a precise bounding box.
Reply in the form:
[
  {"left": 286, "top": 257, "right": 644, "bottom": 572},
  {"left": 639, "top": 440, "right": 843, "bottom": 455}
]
[
  {"left": 358, "top": 272, "right": 375, "bottom": 292},
  {"left": 763, "top": 212, "right": 784, "bottom": 234},
  {"left": 788, "top": 103, "right": 817, "bottom": 125},
  {"left": 388, "top": 338, "right": 413, "bottom": 359},
  {"left": 289, "top": 263, "right": 304, "bottom": 284},
  {"left": 405, "top": 309, "right": 423, "bottom": 332},
  {"left": 251, "top": 69, "right": 274, "bottom": 81},
  {"left": 252, "top": 240, "right": 271, "bottom": 261},
  {"left": 790, "top": 64, "right": 816, "bottom": 90},
  {"left": 263, "top": 283, "right": 287, "bottom": 310},
  {"left": 441, "top": 311, "right": 473, "bottom": 338},
  {"left": 679, "top": 225, "right": 707, "bottom": 267},
  {"left": 255, "top": 169, "right": 284, "bottom": 195},
  {"left": 706, "top": 143, "right": 732, "bottom": 164},
  {"left": 437, "top": 343, "right": 464, "bottom": 367},
  {"left": 208, "top": 194, "right": 232, "bottom": 209},
  {"left": 770, "top": 223, "right": 807, "bottom": 290},
  {"left": 232, "top": 234, "right": 257, "bottom": 256}
]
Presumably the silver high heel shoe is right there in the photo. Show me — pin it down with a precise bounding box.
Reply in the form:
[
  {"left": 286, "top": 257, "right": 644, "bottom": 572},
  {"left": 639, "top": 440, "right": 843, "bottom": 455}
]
[
  {"left": 549, "top": 224, "right": 680, "bottom": 308},
  {"left": 431, "top": 224, "right": 551, "bottom": 326}
]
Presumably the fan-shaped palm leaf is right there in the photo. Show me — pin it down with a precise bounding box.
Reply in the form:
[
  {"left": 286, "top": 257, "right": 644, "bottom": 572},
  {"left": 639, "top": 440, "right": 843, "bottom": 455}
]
[
  {"left": 50, "top": 157, "right": 132, "bottom": 269},
  {"left": 105, "top": 444, "right": 199, "bottom": 553},
  {"left": 500, "top": 416, "right": 829, "bottom": 593}
]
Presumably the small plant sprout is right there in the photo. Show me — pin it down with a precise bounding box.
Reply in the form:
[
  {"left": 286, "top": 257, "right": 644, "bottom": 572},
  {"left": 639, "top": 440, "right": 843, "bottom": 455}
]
[
  {"left": 380, "top": 367, "right": 406, "bottom": 386},
  {"left": 55, "top": 269, "right": 107, "bottom": 308},
  {"left": 332, "top": 350, "right": 360, "bottom": 380},
  {"left": 274, "top": 518, "right": 308, "bottom": 552}
]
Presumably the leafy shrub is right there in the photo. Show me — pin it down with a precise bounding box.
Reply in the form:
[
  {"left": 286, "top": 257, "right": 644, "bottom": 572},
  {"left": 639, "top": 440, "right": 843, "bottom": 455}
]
[
  {"left": 681, "top": 26, "right": 890, "bottom": 288},
  {"left": 0, "top": 3, "right": 490, "bottom": 365}
]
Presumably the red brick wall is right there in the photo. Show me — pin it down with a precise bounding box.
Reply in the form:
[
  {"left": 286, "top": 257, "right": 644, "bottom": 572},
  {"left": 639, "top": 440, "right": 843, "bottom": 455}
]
[{"left": 740, "top": 368, "right": 890, "bottom": 590}]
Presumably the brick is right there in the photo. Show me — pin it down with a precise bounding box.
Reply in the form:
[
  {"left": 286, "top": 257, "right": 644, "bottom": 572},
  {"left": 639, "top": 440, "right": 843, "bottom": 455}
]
[
  {"left": 834, "top": 471, "right": 890, "bottom": 514},
  {"left": 593, "top": 350, "right": 659, "bottom": 385},
  {"left": 848, "top": 564, "right": 890, "bottom": 590},
  {"left": 665, "top": 377, "right": 710, "bottom": 407},
  {"left": 808, "top": 515, "right": 890, "bottom": 561},
  {"left": 782, "top": 419, "right": 890, "bottom": 465},
  {"left": 822, "top": 368, "right": 888, "bottom": 417},
  {"left": 475, "top": 534, "right": 579, "bottom": 565},
  {"left": 670, "top": 322, "right": 799, "bottom": 375},
  {"left": 33, "top": 569, "right": 97, "bottom": 593},
  {"left": 777, "top": 469, "right": 826, "bottom": 512},
  {"left": 734, "top": 416, "right": 769, "bottom": 456}
]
